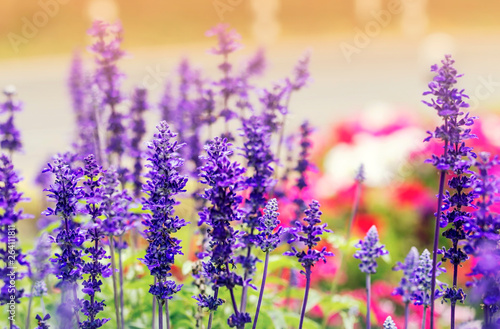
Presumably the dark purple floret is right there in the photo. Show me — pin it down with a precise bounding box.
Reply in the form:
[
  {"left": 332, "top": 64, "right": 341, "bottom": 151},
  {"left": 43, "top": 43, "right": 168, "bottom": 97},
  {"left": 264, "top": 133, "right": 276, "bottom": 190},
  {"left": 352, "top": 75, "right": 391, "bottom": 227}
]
[
  {"left": 228, "top": 312, "right": 252, "bottom": 328},
  {"left": 140, "top": 121, "right": 188, "bottom": 302},
  {"left": 35, "top": 314, "right": 51, "bottom": 329},
  {"left": 353, "top": 225, "right": 388, "bottom": 274},
  {"left": 0, "top": 154, "right": 30, "bottom": 310},
  {"left": 285, "top": 200, "right": 333, "bottom": 273},
  {"left": 128, "top": 87, "right": 149, "bottom": 198},
  {"left": 80, "top": 155, "right": 111, "bottom": 328},
  {"left": 193, "top": 294, "right": 224, "bottom": 311},
  {"left": 0, "top": 86, "right": 23, "bottom": 153}
]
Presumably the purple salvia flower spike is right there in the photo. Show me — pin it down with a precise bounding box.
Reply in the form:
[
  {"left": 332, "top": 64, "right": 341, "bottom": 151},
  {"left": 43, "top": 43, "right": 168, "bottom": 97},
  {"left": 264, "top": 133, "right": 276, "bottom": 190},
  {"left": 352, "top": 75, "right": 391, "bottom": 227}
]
[
  {"left": 423, "top": 55, "right": 476, "bottom": 329},
  {"left": 353, "top": 225, "right": 388, "bottom": 274},
  {"left": 353, "top": 225, "right": 388, "bottom": 329},
  {"left": 285, "top": 200, "right": 333, "bottom": 329},
  {"left": 88, "top": 21, "right": 128, "bottom": 166},
  {"left": 393, "top": 246, "right": 419, "bottom": 329},
  {"left": 43, "top": 155, "right": 85, "bottom": 327},
  {"left": 128, "top": 87, "right": 149, "bottom": 198},
  {"left": 196, "top": 137, "right": 247, "bottom": 328},
  {"left": 80, "top": 155, "right": 111, "bottom": 329},
  {"left": 140, "top": 121, "right": 188, "bottom": 328},
  {"left": 0, "top": 154, "right": 31, "bottom": 329},
  {"left": 0, "top": 86, "right": 23, "bottom": 154},
  {"left": 465, "top": 153, "right": 500, "bottom": 326},
  {"left": 252, "top": 199, "right": 283, "bottom": 329},
  {"left": 411, "top": 249, "right": 447, "bottom": 328}
]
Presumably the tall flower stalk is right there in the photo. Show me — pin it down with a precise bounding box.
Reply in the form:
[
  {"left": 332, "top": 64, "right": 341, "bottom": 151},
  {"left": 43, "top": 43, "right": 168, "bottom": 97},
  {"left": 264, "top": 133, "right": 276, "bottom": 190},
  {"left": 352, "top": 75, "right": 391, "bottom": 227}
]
[
  {"left": 353, "top": 225, "right": 388, "bottom": 329},
  {"left": 195, "top": 137, "right": 248, "bottom": 329},
  {"left": 239, "top": 116, "right": 275, "bottom": 314},
  {"left": 392, "top": 247, "right": 419, "bottom": 329},
  {"left": 81, "top": 155, "right": 112, "bottom": 328},
  {"left": 465, "top": 153, "right": 500, "bottom": 327},
  {"left": 252, "top": 199, "right": 282, "bottom": 329},
  {"left": 285, "top": 200, "right": 333, "bottom": 329},
  {"left": 87, "top": 20, "right": 127, "bottom": 168},
  {"left": 0, "top": 154, "right": 30, "bottom": 329},
  {"left": 0, "top": 86, "right": 23, "bottom": 156},
  {"left": 411, "top": 249, "right": 446, "bottom": 329},
  {"left": 422, "top": 54, "right": 472, "bottom": 329},
  {"left": 43, "top": 156, "right": 85, "bottom": 328},
  {"left": 140, "top": 121, "right": 188, "bottom": 329},
  {"left": 25, "top": 233, "right": 52, "bottom": 329}
]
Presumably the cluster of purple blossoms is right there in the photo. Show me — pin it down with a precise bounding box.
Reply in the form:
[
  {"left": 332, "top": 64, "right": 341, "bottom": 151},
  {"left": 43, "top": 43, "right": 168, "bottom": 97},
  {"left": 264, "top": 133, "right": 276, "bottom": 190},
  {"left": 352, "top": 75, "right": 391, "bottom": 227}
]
[
  {"left": 196, "top": 137, "right": 249, "bottom": 328},
  {"left": 285, "top": 200, "right": 332, "bottom": 329},
  {"left": 286, "top": 200, "right": 333, "bottom": 271},
  {"left": 411, "top": 249, "right": 446, "bottom": 307},
  {"left": 464, "top": 153, "right": 500, "bottom": 326},
  {"left": 0, "top": 86, "right": 23, "bottom": 154},
  {"left": 80, "top": 155, "right": 112, "bottom": 329},
  {"left": 353, "top": 225, "right": 388, "bottom": 275},
  {"left": 43, "top": 155, "right": 85, "bottom": 326},
  {"left": 206, "top": 23, "right": 242, "bottom": 124},
  {"left": 238, "top": 116, "right": 275, "bottom": 283},
  {"left": 140, "top": 122, "right": 188, "bottom": 322},
  {"left": 128, "top": 87, "right": 149, "bottom": 197},
  {"left": 87, "top": 20, "right": 127, "bottom": 164},
  {"left": 0, "top": 154, "right": 30, "bottom": 329},
  {"left": 423, "top": 54, "right": 477, "bottom": 328}
]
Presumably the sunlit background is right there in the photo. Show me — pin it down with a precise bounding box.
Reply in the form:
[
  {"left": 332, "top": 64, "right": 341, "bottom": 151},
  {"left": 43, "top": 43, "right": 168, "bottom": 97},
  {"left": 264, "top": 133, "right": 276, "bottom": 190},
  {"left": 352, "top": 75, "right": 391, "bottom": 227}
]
[{"left": 1, "top": 0, "right": 500, "bottom": 181}]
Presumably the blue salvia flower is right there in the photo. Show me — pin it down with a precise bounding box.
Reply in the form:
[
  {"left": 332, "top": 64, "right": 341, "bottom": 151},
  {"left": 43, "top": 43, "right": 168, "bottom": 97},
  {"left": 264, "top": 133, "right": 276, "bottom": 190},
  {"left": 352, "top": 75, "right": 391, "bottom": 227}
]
[
  {"left": 0, "top": 154, "right": 30, "bottom": 325},
  {"left": 286, "top": 200, "right": 333, "bottom": 270},
  {"left": 0, "top": 86, "right": 23, "bottom": 154},
  {"left": 128, "top": 87, "right": 149, "bottom": 198},
  {"left": 43, "top": 155, "right": 85, "bottom": 326},
  {"left": 393, "top": 246, "right": 419, "bottom": 303},
  {"left": 206, "top": 24, "right": 242, "bottom": 123},
  {"left": 238, "top": 116, "right": 275, "bottom": 280},
  {"left": 252, "top": 199, "right": 283, "bottom": 328},
  {"left": 353, "top": 225, "right": 388, "bottom": 274},
  {"left": 88, "top": 21, "right": 128, "bottom": 164},
  {"left": 423, "top": 55, "right": 476, "bottom": 327},
  {"left": 256, "top": 199, "right": 283, "bottom": 253},
  {"left": 411, "top": 249, "right": 446, "bottom": 307},
  {"left": 285, "top": 200, "right": 332, "bottom": 329},
  {"left": 383, "top": 316, "right": 397, "bottom": 329},
  {"left": 196, "top": 137, "right": 248, "bottom": 327},
  {"left": 80, "top": 155, "right": 111, "bottom": 329},
  {"left": 392, "top": 246, "right": 419, "bottom": 329},
  {"left": 464, "top": 153, "right": 500, "bottom": 323},
  {"left": 35, "top": 314, "right": 51, "bottom": 329},
  {"left": 140, "top": 121, "right": 188, "bottom": 305}
]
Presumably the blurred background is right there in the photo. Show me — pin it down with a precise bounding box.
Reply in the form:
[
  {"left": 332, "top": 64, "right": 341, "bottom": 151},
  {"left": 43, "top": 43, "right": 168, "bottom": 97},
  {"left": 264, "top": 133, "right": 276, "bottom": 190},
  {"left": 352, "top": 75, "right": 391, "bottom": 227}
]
[{"left": 1, "top": 0, "right": 500, "bottom": 180}]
